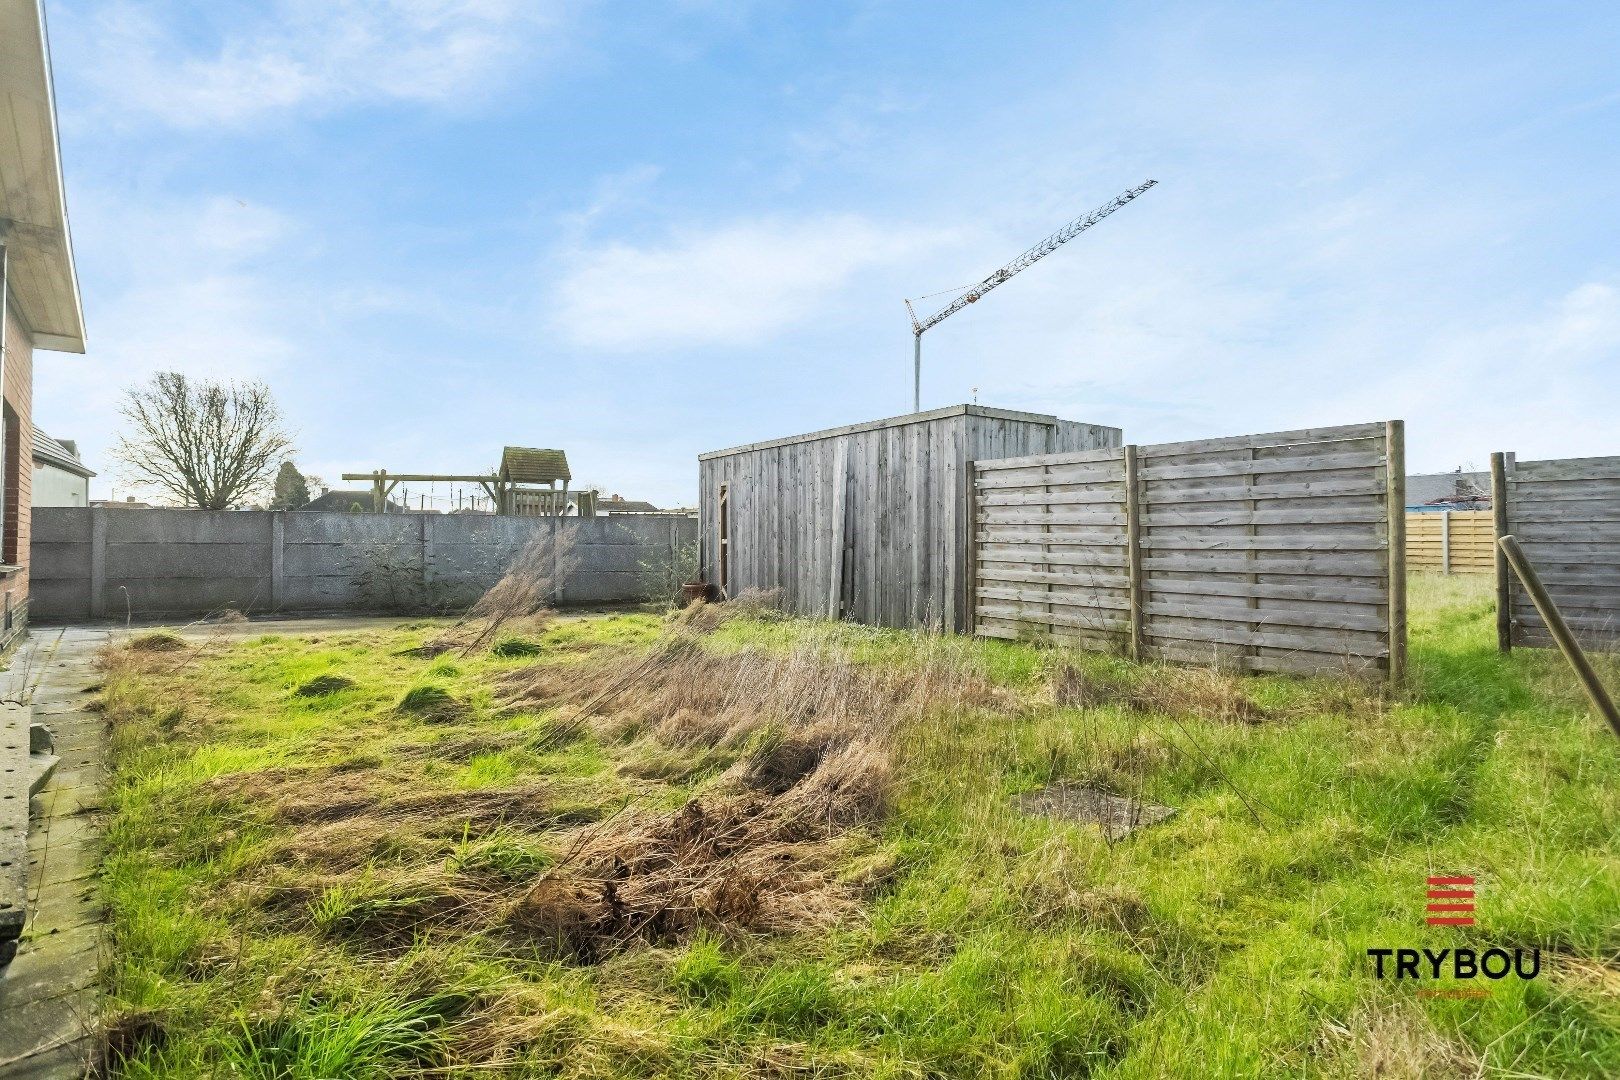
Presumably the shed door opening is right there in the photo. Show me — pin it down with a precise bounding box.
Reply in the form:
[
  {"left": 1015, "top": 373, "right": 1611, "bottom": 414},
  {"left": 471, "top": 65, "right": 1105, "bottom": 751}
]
[{"left": 718, "top": 484, "right": 730, "bottom": 594}]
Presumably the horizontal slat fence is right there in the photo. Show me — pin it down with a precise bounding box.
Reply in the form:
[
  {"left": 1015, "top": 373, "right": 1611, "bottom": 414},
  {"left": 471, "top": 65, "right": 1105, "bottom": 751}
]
[
  {"left": 1494, "top": 453, "right": 1620, "bottom": 652},
  {"left": 1406, "top": 510, "right": 1494, "bottom": 574},
  {"left": 973, "top": 421, "right": 1404, "bottom": 680}
]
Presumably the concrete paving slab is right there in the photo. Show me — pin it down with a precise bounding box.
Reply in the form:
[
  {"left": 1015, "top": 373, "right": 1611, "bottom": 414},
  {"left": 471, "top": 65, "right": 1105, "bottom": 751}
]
[
  {"left": 1, "top": 629, "right": 106, "bottom": 1077},
  {"left": 0, "top": 986, "right": 96, "bottom": 1070}
]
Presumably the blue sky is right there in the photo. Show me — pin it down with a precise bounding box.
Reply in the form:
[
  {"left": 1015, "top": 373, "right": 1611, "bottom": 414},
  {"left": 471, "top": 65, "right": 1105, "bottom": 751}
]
[{"left": 36, "top": 1, "right": 1620, "bottom": 507}]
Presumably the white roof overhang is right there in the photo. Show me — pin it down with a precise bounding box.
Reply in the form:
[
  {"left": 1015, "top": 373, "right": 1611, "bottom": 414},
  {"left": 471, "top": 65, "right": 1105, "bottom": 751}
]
[{"left": 0, "top": 2, "right": 85, "bottom": 352}]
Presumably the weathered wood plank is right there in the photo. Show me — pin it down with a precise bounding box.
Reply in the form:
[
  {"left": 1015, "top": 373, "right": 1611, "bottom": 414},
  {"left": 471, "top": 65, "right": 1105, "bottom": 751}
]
[
  {"left": 1144, "top": 621, "right": 1387, "bottom": 657},
  {"left": 978, "top": 489, "right": 1125, "bottom": 507},
  {"left": 978, "top": 586, "right": 1132, "bottom": 611},
  {"left": 976, "top": 529, "right": 1129, "bottom": 545},
  {"left": 979, "top": 568, "right": 1131, "bottom": 589},
  {"left": 1140, "top": 449, "right": 1382, "bottom": 481},
  {"left": 1142, "top": 553, "right": 1385, "bottom": 577},
  {"left": 973, "top": 446, "right": 1124, "bottom": 472},
  {"left": 1143, "top": 578, "right": 1387, "bottom": 605},
  {"left": 1143, "top": 600, "right": 1387, "bottom": 632},
  {"left": 1147, "top": 505, "right": 1385, "bottom": 527},
  {"left": 1147, "top": 479, "right": 1385, "bottom": 504},
  {"left": 1137, "top": 422, "right": 1385, "bottom": 459},
  {"left": 977, "top": 510, "right": 1129, "bottom": 526},
  {"left": 977, "top": 604, "right": 1129, "bottom": 630},
  {"left": 1140, "top": 535, "right": 1384, "bottom": 552},
  {"left": 1512, "top": 456, "right": 1620, "bottom": 482}
]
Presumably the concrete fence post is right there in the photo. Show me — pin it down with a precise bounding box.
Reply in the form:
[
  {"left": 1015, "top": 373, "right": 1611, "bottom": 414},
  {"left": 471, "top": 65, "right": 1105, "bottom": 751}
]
[
  {"left": 552, "top": 518, "right": 565, "bottom": 605},
  {"left": 89, "top": 506, "right": 107, "bottom": 620},
  {"left": 421, "top": 513, "right": 435, "bottom": 598},
  {"left": 270, "top": 512, "right": 286, "bottom": 611}
]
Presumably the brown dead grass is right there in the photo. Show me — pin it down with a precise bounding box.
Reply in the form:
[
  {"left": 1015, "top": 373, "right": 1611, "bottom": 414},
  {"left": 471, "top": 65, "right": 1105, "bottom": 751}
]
[
  {"left": 126, "top": 630, "right": 189, "bottom": 653},
  {"left": 1054, "top": 663, "right": 1272, "bottom": 723},
  {"left": 422, "top": 529, "right": 576, "bottom": 656},
  {"left": 508, "top": 795, "right": 862, "bottom": 960},
  {"left": 669, "top": 587, "right": 786, "bottom": 634},
  {"left": 483, "top": 632, "right": 998, "bottom": 959},
  {"left": 1322, "top": 1005, "right": 1484, "bottom": 1079},
  {"left": 200, "top": 766, "right": 567, "bottom": 873}
]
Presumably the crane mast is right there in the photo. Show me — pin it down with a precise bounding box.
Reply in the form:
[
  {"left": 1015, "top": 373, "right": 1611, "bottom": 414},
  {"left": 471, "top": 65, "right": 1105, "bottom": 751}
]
[{"left": 905, "top": 178, "right": 1156, "bottom": 411}]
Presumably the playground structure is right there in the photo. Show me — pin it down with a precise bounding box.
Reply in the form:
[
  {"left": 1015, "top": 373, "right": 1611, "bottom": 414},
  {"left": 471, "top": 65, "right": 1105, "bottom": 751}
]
[{"left": 342, "top": 446, "right": 592, "bottom": 517}]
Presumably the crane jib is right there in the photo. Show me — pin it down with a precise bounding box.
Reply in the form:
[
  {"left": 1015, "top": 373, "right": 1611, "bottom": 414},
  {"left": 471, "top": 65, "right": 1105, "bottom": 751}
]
[{"left": 910, "top": 179, "right": 1156, "bottom": 336}]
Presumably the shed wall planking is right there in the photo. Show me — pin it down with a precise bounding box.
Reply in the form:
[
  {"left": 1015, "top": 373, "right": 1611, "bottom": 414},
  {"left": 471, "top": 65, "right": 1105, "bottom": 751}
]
[{"left": 697, "top": 406, "right": 1120, "bottom": 631}]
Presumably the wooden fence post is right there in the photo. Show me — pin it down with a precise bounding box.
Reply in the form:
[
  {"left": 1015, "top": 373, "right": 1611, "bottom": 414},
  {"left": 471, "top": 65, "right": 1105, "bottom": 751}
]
[
  {"left": 1499, "top": 534, "right": 1620, "bottom": 741},
  {"left": 829, "top": 442, "right": 848, "bottom": 620},
  {"left": 1491, "top": 451, "right": 1512, "bottom": 652},
  {"left": 1440, "top": 510, "right": 1451, "bottom": 576},
  {"left": 1385, "top": 420, "right": 1407, "bottom": 686},
  {"left": 1123, "top": 445, "right": 1145, "bottom": 662},
  {"left": 963, "top": 460, "right": 978, "bottom": 635}
]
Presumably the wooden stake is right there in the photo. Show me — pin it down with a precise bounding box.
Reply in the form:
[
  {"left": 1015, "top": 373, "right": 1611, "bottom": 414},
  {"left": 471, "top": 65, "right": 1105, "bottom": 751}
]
[
  {"left": 1490, "top": 452, "right": 1512, "bottom": 652},
  {"left": 1498, "top": 534, "right": 1620, "bottom": 741},
  {"left": 1123, "top": 444, "right": 1145, "bottom": 663}
]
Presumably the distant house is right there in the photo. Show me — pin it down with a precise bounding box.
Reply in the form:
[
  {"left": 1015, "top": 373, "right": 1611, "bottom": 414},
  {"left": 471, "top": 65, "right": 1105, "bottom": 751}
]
[
  {"left": 31, "top": 431, "right": 93, "bottom": 507},
  {"left": 567, "top": 491, "right": 660, "bottom": 516},
  {"left": 302, "top": 490, "right": 406, "bottom": 513},
  {"left": 89, "top": 497, "right": 154, "bottom": 510},
  {"left": 1407, "top": 470, "right": 1490, "bottom": 511}
]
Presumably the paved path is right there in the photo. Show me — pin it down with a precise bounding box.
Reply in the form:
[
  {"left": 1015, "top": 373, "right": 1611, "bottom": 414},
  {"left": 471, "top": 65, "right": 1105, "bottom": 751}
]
[{"left": 0, "top": 627, "right": 112, "bottom": 1078}]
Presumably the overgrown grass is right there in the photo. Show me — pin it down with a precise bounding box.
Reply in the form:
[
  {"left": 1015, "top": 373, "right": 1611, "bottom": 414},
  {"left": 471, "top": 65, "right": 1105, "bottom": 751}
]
[{"left": 96, "top": 580, "right": 1620, "bottom": 1077}]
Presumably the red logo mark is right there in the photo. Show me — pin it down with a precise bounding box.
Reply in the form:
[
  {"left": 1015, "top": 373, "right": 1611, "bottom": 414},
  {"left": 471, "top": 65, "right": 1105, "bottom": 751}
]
[{"left": 1426, "top": 875, "right": 1476, "bottom": 926}]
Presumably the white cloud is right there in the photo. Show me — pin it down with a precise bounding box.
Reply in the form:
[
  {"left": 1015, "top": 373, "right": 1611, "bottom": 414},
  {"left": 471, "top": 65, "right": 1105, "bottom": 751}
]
[
  {"left": 68, "top": 0, "right": 573, "bottom": 127},
  {"left": 1330, "top": 280, "right": 1620, "bottom": 471},
  {"left": 551, "top": 215, "right": 950, "bottom": 350}
]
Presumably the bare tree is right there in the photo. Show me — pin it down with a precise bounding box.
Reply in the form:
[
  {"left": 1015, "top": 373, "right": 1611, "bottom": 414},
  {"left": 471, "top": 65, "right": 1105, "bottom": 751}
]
[{"left": 113, "top": 372, "right": 295, "bottom": 510}]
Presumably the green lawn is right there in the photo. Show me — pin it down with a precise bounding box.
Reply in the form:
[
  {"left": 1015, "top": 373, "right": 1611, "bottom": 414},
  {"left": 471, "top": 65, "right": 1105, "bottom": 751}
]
[{"left": 96, "top": 576, "right": 1620, "bottom": 1078}]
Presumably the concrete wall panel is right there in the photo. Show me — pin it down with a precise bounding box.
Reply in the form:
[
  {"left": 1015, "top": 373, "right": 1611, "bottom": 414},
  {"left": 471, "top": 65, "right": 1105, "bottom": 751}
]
[
  {"left": 103, "top": 508, "right": 268, "bottom": 544},
  {"left": 29, "top": 542, "right": 90, "bottom": 580},
  {"left": 31, "top": 507, "right": 696, "bottom": 622}
]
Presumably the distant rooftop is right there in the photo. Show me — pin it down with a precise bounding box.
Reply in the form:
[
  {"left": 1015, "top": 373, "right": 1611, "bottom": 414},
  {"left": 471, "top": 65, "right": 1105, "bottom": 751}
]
[
  {"left": 31, "top": 429, "right": 94, "bottom": 477},
  {"left": 1407, "top": 470, "right": 1490, "bottom": 507},
  {"left": 302, "top": 490, "right": 405, "bottom": 513}
]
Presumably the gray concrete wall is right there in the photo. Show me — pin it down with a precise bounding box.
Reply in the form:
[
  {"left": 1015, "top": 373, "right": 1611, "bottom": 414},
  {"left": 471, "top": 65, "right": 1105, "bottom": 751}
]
[{"left": 30, "top": 508, "right": 698, "bottom": 622}]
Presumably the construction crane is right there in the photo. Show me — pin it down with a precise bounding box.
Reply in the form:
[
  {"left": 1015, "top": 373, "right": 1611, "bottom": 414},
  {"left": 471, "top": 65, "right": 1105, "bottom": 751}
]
[{"left": 904, "top": 178, "right": 1157, "bottom": 412}]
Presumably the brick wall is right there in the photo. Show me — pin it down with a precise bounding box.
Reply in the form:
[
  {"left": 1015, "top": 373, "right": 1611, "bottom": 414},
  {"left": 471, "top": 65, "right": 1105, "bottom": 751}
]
[{"left": 1, "top": 297, "right": 33, "bottom": 649}]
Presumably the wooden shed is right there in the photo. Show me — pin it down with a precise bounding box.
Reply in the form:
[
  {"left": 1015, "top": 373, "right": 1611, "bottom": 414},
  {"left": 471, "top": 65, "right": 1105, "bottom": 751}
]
[{"left": 698, "top": 405, "right": 1120, "bottom": 631}]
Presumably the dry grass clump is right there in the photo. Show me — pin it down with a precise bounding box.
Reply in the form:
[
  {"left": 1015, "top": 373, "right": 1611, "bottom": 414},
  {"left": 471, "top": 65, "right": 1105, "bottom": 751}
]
[
  {"left": 488, "top": 633, "right": 994, "bottom": 959},
  {"left": 671, "top": 587, "right": 785, "bottom": 633},
  {"left": 509, "top": 793, "right": 865, "bottom": 961},
  {"left": 440, "top": 530, "right": 575, "bottom": 655},
  {"left": 294, "top": 673, "right": 357, "bottom": 697},
  {"left": 490, "top": 636, "right": 543, "bottom": 658},
  {"left": 1319, "top": 1005, "right": 1483, "bottom": 1079},
  {"left": 502, "top": 632, "right": 999, "bottom": 753},
  {"left": 1054, "top": 663, "right": 1272, "bottom": 724},
  {"left": 127, "top": 630, "right": 188, "bottom": 653},
  {"left": 395, "top": 684, "right": 465, "bottom": 723}
]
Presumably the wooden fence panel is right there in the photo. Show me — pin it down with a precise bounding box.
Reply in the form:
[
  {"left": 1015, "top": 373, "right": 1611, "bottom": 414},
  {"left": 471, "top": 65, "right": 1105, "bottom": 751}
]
[
  {"left": 1406, "top": 510, "right": 1494, "bottom": 574},
  {"left": 974, "top": 421, "right": 1403, "bottom": 680},
  {"left": 1496, "top": 454, "right": 1620, "bottom": 652}
]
